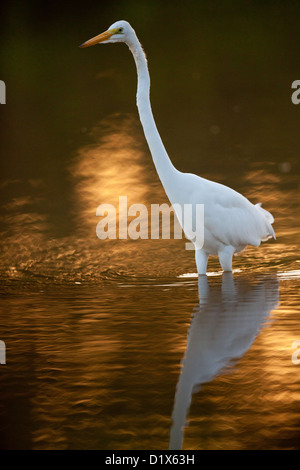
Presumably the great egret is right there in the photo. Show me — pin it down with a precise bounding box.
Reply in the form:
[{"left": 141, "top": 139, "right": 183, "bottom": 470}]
[{"left": 80, "top": 20, "right": 275, "bottom": 275}]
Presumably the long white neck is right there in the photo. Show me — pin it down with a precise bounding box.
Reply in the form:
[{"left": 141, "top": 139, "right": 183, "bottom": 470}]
[{"left": 127, "top": 36, "right": 179, "bottom": 194}]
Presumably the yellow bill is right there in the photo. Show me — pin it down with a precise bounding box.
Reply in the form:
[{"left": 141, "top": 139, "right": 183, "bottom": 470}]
[{"left": 79, "top": 29, "right": 118, "bottom": 48}]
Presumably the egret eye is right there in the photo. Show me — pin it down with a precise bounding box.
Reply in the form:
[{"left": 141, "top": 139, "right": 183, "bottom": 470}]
[{"left": 118, "top": 27, "right": 123, "bottom": 33}]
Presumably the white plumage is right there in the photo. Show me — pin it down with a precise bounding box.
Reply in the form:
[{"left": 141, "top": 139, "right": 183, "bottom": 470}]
[{"left": 80, "top": 20, "right": 275, "bottom": 274}]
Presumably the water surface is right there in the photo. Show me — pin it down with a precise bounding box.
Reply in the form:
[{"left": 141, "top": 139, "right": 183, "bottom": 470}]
[{"left": 0, "top": 1, "right": 300, "bottom": 450}]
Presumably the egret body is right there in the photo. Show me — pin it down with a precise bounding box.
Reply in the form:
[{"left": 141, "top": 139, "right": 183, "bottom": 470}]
[{"left": 80, "top": 21, "right": 275, "bottom": 275}]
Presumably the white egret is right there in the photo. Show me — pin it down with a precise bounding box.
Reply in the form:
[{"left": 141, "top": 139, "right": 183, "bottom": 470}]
[{"left": 80, "top": 20, "right": 275, "bottom": 275}]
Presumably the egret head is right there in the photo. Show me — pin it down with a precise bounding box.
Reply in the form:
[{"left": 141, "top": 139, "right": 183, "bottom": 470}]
[{"left": 79, "top": 20, "right": 135, "bottom": 48}]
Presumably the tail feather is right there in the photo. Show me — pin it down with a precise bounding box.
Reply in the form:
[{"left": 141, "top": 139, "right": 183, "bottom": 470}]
[
  {"left": 256, "top": 203, "right": 276, "bottom": 240},
  {"left": 255, "top": 202, "right": 274, "bottom": 224}
]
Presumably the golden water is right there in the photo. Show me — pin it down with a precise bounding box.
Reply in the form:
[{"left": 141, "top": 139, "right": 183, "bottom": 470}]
[{"left": 0, "top": 1, "right": 300, "bottom": 449}]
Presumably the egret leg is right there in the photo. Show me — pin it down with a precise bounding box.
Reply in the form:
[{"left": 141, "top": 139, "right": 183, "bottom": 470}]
[
  {"left": 195, "top": 249, "right": 209, "bottom": 275},
  {"left": 218, "top": 246, "right": 235, "bottom": 272}
]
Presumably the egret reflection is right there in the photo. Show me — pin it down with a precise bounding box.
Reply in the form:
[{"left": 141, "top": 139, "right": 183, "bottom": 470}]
[{"left": 169, "top": 274, "right": 280, "bottom": 450}]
